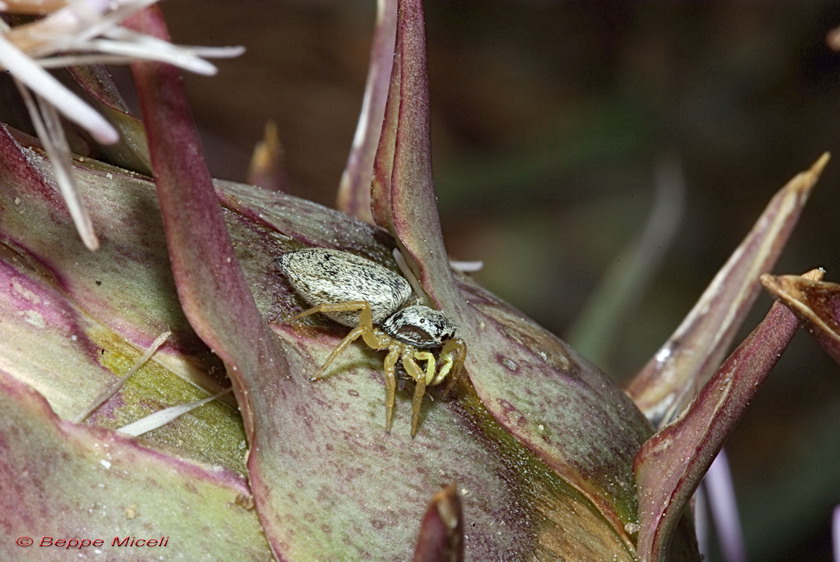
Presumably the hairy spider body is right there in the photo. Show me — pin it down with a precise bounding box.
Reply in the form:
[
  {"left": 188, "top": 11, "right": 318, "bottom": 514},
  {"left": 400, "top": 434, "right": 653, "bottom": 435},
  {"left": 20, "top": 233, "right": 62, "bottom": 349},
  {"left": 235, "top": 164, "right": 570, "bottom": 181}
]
[{"left": 279, "top": 248, "right": 466, "bottom": 435}]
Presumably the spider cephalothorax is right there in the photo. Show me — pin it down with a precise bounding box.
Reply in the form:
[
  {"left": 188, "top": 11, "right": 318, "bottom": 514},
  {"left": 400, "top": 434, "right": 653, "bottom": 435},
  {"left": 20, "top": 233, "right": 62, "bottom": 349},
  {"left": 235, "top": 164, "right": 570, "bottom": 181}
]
[{"left": 278, "top": 248, "right": 466, "bottom": 435}]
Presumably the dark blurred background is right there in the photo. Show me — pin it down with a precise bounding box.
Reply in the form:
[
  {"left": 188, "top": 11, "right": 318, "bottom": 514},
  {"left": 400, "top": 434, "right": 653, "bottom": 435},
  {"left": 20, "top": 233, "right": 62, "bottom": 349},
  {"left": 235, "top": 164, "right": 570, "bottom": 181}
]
[{"left": 113, "top": 1, "right": 840, "bottom": 559}]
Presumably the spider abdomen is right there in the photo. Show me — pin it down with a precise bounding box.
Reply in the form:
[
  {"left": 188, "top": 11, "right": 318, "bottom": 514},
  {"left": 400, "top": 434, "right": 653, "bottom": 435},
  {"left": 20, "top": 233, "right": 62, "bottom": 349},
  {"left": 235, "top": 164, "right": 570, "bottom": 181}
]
[{"left": 279, "top": 248, "right": 413, "bottom": 326}]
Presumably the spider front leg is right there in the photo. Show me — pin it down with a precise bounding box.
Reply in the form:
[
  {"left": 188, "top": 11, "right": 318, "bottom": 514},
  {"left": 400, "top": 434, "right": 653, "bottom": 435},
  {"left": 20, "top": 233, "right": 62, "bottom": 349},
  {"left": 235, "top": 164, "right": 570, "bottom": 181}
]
[
  {"left": 382, "top": 347, "right": 400, "bottom": 433},
  {"left": 438, "top": 337, "right": 467, "bottom": 395},
  {"left": 401, "top": 345, "right": 466, "bottom": 435},
  {"left": 401, "top": 353, "right": 433, "bottom": 437}
]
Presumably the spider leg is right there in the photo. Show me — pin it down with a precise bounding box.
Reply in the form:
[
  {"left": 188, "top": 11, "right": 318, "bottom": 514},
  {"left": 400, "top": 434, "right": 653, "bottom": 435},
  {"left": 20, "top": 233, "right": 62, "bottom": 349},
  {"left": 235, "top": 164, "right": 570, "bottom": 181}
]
[
  {"left": 430, "top": 352, "right": 457, "bottom": 387},
  {"left": 287, "top": 299, "right": 427, "bottom": 434},
  {"left": 309, "top": 326, "right": 365, "bottom": 380},
  {"left": 354, "top": 303, "right": 393, "bottom": 350},
  {"left": 402, "top": 354, "right": 429, "bottom": 437},
  {"left": 382, "top": 347, "right": 400, "bottom": 433},
  {"left": 413, "top": 351, "right": 438, "bottom": 385},
  {"left": 439, "top": 337, "right": 467, "bottom": 395},
  {"left": 410, "top": 378, "right": 427, "bottom": 437},
  {"left": 286, "top": 301, "right": 389, "bottom": 377}
]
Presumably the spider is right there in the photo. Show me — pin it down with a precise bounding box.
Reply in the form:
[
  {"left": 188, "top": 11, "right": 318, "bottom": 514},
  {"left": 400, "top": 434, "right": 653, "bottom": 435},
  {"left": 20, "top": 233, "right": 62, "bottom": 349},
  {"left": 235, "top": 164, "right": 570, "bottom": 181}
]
[{"left": 278, "top": 248, "right": 467, "bottom": 436}]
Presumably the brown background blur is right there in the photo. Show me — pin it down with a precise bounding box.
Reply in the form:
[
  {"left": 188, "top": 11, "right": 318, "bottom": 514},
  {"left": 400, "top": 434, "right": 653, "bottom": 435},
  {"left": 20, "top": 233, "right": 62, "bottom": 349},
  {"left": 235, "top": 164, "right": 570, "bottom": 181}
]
[{"left": 140, "top": 2, "right": 840, "bottom": 559}]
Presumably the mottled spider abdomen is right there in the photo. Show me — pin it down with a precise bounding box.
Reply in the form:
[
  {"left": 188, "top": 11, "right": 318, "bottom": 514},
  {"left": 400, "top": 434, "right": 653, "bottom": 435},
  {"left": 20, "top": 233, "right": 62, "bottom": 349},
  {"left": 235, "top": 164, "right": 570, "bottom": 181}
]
[{"left": 278, "top": 248, "right": 413, "bottom": 326}]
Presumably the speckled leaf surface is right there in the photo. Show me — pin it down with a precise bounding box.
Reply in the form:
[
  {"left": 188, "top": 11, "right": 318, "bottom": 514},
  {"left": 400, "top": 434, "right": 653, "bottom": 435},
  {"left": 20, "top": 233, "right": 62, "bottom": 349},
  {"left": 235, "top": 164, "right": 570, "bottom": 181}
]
[
  {"left": 762, "top": 273, "right": 840, "bottom": 365},
  {"left": 370, "top": 0, "right": 654, "bottom": 543},
  {"left": 0, "top": 235, "right": 246, "bottom": 471},
  {"left": 0, "top": 234, "right": 118, "bottom": 419},
  {"left": 0, "top": 369, "right": 271, "bottom": 561},
  {"left": 0, "top": 127, "right": 245, "bottom": 471},
  {"left": 0, "top": 126, "right": 212, "bottom": 379}
]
